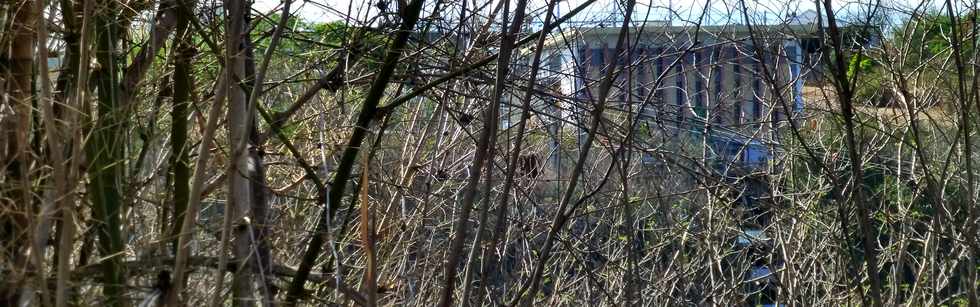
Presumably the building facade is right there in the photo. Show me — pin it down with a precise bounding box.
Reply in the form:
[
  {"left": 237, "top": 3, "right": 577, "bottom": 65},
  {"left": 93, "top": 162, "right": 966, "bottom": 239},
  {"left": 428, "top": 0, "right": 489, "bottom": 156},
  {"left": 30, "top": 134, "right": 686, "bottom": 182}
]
[
  {"left": 544, "top": 25, "right": 805, "bottom": 131},
  {"left": 530, "top": 24, "right": 817, "bottom": 303},
  {"left": 538, "top": 24, "right": 811, "bottom": 170}
]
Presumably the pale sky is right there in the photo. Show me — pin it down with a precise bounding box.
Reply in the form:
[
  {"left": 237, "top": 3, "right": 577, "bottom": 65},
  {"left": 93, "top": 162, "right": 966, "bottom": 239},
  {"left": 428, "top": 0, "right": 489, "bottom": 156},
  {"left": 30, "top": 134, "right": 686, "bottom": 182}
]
[{"left": 253, "top": 0, "right": 945, "bottom": 26}]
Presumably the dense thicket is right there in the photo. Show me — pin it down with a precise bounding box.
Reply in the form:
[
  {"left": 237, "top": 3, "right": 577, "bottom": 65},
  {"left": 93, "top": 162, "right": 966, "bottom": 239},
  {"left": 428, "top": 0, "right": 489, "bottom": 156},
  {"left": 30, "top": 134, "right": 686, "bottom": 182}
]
[{"left": 0, "top": 0, "right": 978, "bottom": 306}]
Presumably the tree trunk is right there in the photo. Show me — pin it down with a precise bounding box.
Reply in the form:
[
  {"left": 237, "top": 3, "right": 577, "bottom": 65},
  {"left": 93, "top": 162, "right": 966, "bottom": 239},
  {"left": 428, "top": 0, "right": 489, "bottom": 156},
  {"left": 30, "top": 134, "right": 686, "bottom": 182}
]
[
  {"left": 169, "top": 0, "right": 193, "bottom": 256},
  {"left": 1, "top": 1, "right": 35, "bottom": 302},
  {"left": 235, "top": 9, "right": 273, "bottom": 304},
  {"left": 87, "top": 0, "right": 127, "bottom": 304},
  {"left": 220, "top": 0, "right": 256, "bottom": 304}
]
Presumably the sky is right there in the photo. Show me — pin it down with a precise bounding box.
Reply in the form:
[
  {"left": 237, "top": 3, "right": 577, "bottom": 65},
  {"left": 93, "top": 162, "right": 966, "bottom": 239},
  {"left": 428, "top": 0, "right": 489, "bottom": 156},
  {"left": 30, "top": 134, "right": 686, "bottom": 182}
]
[{"left": 252, "top": 0, "right": 947, "bottom": 26}]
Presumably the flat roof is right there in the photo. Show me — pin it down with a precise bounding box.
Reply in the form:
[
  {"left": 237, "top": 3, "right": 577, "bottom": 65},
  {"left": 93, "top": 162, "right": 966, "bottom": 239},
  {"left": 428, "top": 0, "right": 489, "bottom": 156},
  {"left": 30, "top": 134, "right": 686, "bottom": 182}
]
[{"left": 542, "top": 23, "right": 820, "bottom": 48}]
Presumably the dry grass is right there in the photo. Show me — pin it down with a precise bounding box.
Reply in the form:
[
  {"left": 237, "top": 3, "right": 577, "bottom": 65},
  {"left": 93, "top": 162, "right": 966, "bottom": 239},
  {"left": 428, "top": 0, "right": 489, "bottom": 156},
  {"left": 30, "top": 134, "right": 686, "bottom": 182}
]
[{"left": 802, "top": 85, "right": 957, "bottom": 128}]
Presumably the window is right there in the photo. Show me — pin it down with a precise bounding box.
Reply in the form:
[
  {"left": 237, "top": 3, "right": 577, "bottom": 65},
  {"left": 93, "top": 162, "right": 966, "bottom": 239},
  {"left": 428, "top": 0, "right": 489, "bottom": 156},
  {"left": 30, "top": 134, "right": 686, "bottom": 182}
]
[
  {"left": 785, "top": 44, "right": 804, "bottom": 113},
  {"left": 753, "top": 66, "right": 762, "bottom": 121},
  {"left": 549, "top": 53, "right": 562, "bottom": 73},
  {"left": 619, "top": 51, "right": 628, "bottom": 102},
  {"left": 732, "top": 51, "right": 742, "bottom": 125},
  {"left": 500, "top": 99, "right": 512, "bottom": 129},
  {"left": 675, "top": 52, "right": 686, "bottom": 122},
  {"left": 637, "top": 48, "right": 647, "bottom": 97},
  {"left": 592, "top": 47, "right": 604, "bottom": 66},
  {"left": 655, "top": 48, "right": 664, "bottom": 94},
  {"left": 645, "top": 48, "right": 663, "bottom": 119},
  {"left": 745, "top": 144, "right": 769, "bottom": 168},
  {"left": 641, "top": 151, "right": 658, "bottom": 166},
  {"left": 576, "top": 47, "right": 588, "bottom": 99},
  {"left": 713, "top": 46, "right": 724, "bottom": 108},
  {"left": 693, "top": 51, "right": 705, "bottom": 117}
]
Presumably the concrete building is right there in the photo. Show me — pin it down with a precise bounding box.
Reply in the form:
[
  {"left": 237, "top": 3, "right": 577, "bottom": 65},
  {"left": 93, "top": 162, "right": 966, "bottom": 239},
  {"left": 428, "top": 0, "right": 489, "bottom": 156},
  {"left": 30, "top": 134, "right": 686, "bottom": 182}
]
[
  {"left": 525, "top": 23, "right": 820, "bottom": 175},
  {"left": 525, "top": 23, "right": 819, "bottom": 304}
]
